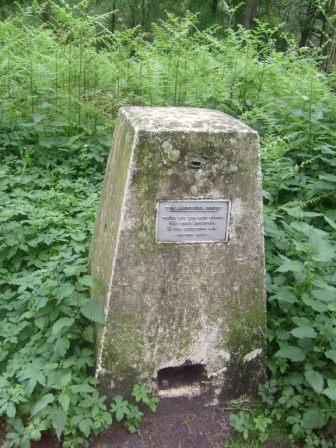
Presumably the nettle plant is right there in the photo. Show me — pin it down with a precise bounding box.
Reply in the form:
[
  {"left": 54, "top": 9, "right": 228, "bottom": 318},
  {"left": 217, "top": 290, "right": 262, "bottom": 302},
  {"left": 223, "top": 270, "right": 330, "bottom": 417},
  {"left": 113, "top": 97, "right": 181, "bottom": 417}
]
[
  {"left": 230, "top": 81, "right": 336, "bottom": 445},
  {"left": 0, "top": 118, "right": 159, "bottom": 447}
]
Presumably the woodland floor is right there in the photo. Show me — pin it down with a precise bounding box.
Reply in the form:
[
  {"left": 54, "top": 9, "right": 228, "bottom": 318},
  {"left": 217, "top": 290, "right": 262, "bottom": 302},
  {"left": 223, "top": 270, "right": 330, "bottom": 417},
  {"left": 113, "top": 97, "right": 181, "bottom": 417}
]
[{"left": 27, "top": 399, "right": 286, "bottom": 448}]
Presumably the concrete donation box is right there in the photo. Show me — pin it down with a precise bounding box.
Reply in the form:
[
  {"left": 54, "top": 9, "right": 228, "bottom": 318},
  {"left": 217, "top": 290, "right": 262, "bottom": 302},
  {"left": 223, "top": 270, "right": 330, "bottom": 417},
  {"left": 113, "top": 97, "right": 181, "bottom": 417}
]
[{"left": 90, "top": 107, "right": 266, "bottom": 402}]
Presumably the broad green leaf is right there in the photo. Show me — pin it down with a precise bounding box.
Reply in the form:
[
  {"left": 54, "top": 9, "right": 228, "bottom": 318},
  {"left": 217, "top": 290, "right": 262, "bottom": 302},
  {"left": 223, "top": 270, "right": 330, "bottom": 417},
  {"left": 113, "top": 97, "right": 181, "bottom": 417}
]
[
  {"left": 0, "top": 378, "right": 10, "bottom": 388},
  {"left": 83, "top": 325, "right": 94, "bottom": 343},
  {"left": 323, "top": 388, "right": 336, "bottom": 401},
  {"left": 59, "top": 372, "right": 72, "bottom": 387},
  {"left": 324, "top": 215, "right": 336, "bottom": 230},
  {"left": 31, "top": 394, "right": 54, "bottom": 416},
  {"left": 78, "top": 275, "right": 94, "bottom": 287},
  {"left": 276, "top": 258, "right": 304, "bottom": 273},
  {"left": 27, "top": 378, "right": 37, "bottom": 394},
  {"left": 319, "top": 174, "right": 336, "bottom": 182},
  {"left": 51, "top": 407, "right": 67, "bottom": 439},
  {"left": 311, "top": 239, "right": 335, "bottom": 262},
  {"left": 64, "top": 265, "right": 86, "bottom": 276},
  {"left": 312, "top": 289, "right": 335, "bottom": 302},
  {"left": 34, "top": 317, "right": 47, "bottom": 330},
  {"left": 292, "top": 316, "right": 310, "bottom": 326},
  {"left": 275, "top": 346, "right": 305, "bottom": 362},
  {"left": 52, "top": 318, "right": 74, "bottom": 335},
  {"left": 57, "top": 283, "right": 75, "bottom": 299},
  {"left": 304, "top": 370, "right": 324, "bottom": 394},
  {"left": 323, "top": 379, "right": 336, "bottom": 401},
  {"left": 283, "top": 373, "right": 304, "bottom": 385},
  {"left": 275, "top": 287, "right": 297, "bottom": 304},
  {"left": 302, "top": 409, "right": 325, "bottom": 429},
  {"left": 71, "top": 384, "right": 95, "bottom": 393},
  {"left": 80, "top": 299, "right": 105, "bottom": 324},
  {"left": 325, "top": 350, "right": 336, "bottom": 364},
  {"left": 59, "top": 393, "right": 70, "bottom": 414},
  {"left": 54, "top": 337, "right": 70, "bottom": 356},
  {"left": 290, "top": 326, "right": 316, "bottom": 339},
  {"left": 79, "top": 419, "right": 92, "bottom": 438},
  {"left": 291, "top": 221, "right": 313, "bottom": 236},
  {"left": 6, "top": 403, "right": 16, "bottom": 418},
  {"left": 303, "top": 297, "right": 328, "bottom": 312}
]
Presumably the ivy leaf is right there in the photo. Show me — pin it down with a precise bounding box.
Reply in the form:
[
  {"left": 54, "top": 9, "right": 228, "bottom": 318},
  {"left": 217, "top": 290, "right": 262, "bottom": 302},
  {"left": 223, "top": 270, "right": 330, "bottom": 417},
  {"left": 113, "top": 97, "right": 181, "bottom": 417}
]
[
  {"left": 52, "top": 318, "right": 74, "bottom": 335},
  {"left": 290, "top": 326, "right": 316, "bottom": 339},
  {"left": 325, "top": 350, "right": 336, "bottom": 364},
  {"left": 304, "top": 370, "right": 324, "bottom": 394},
  {"left": 302, "top": 409, "right": 325, "bottom": 429},
  {"left": 80, "top": 299, "right": 104, "bottom": 324},
  {"left": 275, "top": 346, "right": 305, "bottom": 362},
  {"left": 51, "top": 407, "right": 67, "bottom": 439},
  {"left": 31, "top": 394, "right": 54, "bottom": 416}
]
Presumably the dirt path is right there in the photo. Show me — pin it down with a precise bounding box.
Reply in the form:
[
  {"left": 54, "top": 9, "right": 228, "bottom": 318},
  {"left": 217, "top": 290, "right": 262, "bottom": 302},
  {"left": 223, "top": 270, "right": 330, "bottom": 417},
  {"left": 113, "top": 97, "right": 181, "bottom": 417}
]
[
  {"left": 92, "top": 399, "right": 231, "bottom": 448},
  {"left": 26, "top": 399, "right": 285, "bottom": 448}
]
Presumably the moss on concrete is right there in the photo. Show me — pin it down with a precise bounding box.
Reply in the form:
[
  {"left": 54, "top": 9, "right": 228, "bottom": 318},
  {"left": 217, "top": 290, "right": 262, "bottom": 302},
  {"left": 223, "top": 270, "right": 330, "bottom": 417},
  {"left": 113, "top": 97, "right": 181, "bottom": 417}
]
[{"left": 90, "top": 107, "right": 266, "bottom": 402}]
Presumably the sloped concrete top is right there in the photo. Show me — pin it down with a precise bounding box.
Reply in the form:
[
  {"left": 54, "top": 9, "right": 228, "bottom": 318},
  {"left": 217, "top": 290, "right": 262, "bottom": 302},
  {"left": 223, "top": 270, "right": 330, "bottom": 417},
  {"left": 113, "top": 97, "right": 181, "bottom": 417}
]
[{"left": 121, "top": 107, "right": 256, "bottom": 134}]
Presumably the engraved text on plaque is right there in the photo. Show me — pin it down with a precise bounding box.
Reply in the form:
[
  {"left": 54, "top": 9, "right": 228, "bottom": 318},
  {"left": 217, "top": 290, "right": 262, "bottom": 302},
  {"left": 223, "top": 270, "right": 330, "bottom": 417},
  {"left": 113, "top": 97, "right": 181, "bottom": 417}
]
[{"left": 156, "top": 199, "right": 230, "bottom": 243}]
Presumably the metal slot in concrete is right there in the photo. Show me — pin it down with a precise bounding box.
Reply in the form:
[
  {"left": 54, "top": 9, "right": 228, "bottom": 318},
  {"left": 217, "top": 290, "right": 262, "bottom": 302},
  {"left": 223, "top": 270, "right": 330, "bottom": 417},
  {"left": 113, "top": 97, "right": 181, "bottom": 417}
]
[{"left": 189, "top": 160, "right": 202, "bottom": 169}]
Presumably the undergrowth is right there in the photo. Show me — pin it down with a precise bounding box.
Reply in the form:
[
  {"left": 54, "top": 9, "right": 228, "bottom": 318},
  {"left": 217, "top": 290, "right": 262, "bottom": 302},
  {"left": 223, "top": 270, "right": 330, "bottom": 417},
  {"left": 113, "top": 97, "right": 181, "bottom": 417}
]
[{"left": 0, "top": 2, "right": 335, "bottom": 447}]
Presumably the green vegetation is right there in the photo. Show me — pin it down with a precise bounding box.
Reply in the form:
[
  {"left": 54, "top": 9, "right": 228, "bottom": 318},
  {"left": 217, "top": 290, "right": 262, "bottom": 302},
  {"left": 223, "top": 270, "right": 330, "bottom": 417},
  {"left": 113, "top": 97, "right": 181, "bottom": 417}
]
[{"left": 0, "top": 1, "right": 335, "bottom": 447}]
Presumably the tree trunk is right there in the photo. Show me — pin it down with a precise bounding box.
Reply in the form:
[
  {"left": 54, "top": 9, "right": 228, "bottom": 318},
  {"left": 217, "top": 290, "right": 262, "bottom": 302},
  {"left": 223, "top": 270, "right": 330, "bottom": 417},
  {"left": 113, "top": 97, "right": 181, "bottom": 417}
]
[
  {"left": 211, "top": 0, "right": 218, "bottom": 14},
  {"left": 320, "top": 0, "right": 336, "bottom": 71},
  {"left": 299, "top": 0, "right": 317, "bottom": 47},
  {"left": 110, "top": 0, "right": 117, "bottom": 33},
  {"left": 244, "top": 0, "right": 259, "bottom": 29},
  {"left": 41, "top": 0, "right": 52, "bottom": 23},
  {"left": 129, "top": 0, "right": 137, "bottom": 28},
  {"left": 141, "top": 0, "right": 148, "bottom": 30},
  {"left": 300, "top": 27, "right": 312, "bottom": 47}
]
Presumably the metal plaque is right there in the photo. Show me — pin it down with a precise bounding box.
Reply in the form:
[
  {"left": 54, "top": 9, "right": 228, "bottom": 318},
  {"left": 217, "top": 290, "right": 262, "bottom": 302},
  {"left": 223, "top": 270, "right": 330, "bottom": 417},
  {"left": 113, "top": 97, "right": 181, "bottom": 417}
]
[{"left": 156, "top": 199, "right": 230, "bottom": 243}]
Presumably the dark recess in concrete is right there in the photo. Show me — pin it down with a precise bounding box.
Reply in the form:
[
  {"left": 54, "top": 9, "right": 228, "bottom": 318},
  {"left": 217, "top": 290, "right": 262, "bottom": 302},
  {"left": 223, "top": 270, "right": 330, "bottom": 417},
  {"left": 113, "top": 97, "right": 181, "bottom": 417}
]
[{"left": 157, "top": 363, "right": 207, "bottom": 391}]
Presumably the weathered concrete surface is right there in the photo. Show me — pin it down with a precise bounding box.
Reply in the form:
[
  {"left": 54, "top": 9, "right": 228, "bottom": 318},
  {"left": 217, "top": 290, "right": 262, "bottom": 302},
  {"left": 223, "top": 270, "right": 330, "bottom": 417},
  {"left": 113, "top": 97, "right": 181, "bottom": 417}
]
[{"left": 89, "top": 107, "right": 266, "bottom": 402}]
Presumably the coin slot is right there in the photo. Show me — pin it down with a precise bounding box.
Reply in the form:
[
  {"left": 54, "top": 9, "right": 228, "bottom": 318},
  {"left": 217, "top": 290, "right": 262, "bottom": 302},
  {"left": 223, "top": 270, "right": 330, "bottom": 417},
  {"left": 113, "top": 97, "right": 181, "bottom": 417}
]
[
  {"left": 157, "top": 362, "right": 207, "bottom": 393},
  {"left": 190, "top": 160, "right": 202, "bottom": 169}
]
